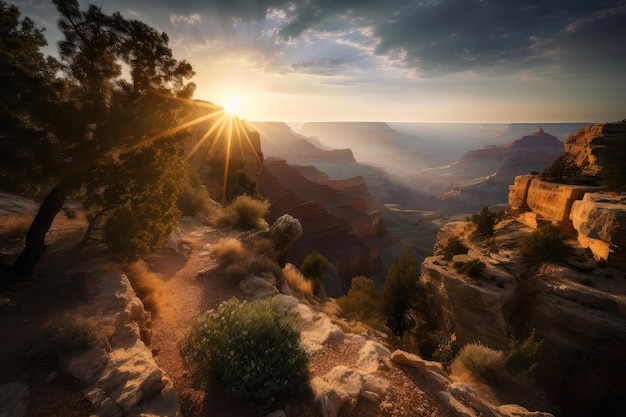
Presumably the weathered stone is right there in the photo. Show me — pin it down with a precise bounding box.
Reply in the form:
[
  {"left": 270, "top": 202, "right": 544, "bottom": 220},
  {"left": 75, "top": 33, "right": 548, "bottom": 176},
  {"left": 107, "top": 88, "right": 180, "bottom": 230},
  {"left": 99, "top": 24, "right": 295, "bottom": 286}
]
[
  {"left": 564, "top": 122, "right": 626, "bottom": 176},
  {"left": 497, "top": 404, "right": 554, "bottom": 417},
  {"left": 239, "top": 273, "right": 279, "bottom": 299},
  {"left": 59, "top": 343, "right": 109, "bottom": 383},
  {"left": 357, "top": 340, "right": 391, "bottom": 373},
  {"left": 311, "top": 376, "right": 349, "bottom": 417},
  {"left": 448, "top": 382, "right": 497, "bottom": 417},
  {"left": 284, "top": 298, "right": 345, "bottom": 353},
  {"left": 525, "top": 178, "right": 601, "bottom": 225},
  {"left": 436, "top": 390, "right": 478, "bottom": 417},
  {"left": 258, "top": 214, "right": 303, "bottom": 267},
  {"left": 570, "top": 192, "right": 626, "bottom": 266},
  {"left": 390, "top": 350, "right": 426, "bottom": 373},
  {"left": 508, "top": 175, "right": 534, "bottom": 210}
]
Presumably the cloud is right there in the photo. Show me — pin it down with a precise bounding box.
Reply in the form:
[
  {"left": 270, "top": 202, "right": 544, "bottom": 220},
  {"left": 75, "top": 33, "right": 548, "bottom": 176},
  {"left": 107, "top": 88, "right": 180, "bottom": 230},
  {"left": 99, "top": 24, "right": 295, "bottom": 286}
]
[{"left": 170, "top": 13, "right": 203, "bottom": 27}]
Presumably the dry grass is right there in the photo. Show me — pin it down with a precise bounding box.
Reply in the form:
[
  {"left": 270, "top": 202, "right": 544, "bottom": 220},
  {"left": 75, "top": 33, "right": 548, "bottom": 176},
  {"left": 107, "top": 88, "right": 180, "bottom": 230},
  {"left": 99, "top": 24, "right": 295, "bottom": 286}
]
[
  {"left": 45, "top": 310, "right": 115, "bottom": 350},
  {"left": 211, "top": 195, "right": 270, "bottom": 231},
  {"left": 209, "top": 237, "right": 245, "bottom": 266},
  {"left": 0, "top": 214, "right": 33, "bottom": 239},
  {"left": 209, "top": 237, "right": 283, "bottom": 283},
  {"left": 124, "top": 260, "right": 166, "bottom": 318},
  {"left": 283, "top": 264, "right": 314, "bottom": 297}
]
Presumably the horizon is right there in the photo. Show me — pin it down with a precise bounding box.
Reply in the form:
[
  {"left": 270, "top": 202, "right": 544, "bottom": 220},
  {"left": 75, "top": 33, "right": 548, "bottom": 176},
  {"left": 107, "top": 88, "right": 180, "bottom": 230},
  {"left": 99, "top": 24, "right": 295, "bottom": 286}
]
[{"left": 12, "top": 1, "right": 626, "bottom": 123}]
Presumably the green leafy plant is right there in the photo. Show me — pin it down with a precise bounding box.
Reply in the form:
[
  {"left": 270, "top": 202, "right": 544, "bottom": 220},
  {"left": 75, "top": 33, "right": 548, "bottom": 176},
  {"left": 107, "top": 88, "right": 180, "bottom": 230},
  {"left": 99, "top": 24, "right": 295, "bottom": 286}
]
[
  {"left": 177, "top": 170, "right": 211, "bottom": 217},
  {"left": 179, "top": 298, "right": 309, "bottom": 404},
  {"left": 462, "top": 258, "right": 486, "bottom": 277},
  {"left": 300, "top": 250, "right": 331, "bottom": 296},
  {"left": 383, "top": 253, "right": 424, "bottom": 336},
  {"left": 211, "top": 195, "right": 269, "bottom": 231},
  {"left": 519, "top": 225, "right": 568, "bottom": 264},
  {"left": 442, "top": 236, "right": 469, "bottom": 261},
  {"left": 471, "top": 207, "right": 497, "bottom": 238},
  {"left": 505, "top": 329, "right": 544, "bottom": 375},
  {"left": 337, "top": 276, "right": 384, "bottom": 328}
]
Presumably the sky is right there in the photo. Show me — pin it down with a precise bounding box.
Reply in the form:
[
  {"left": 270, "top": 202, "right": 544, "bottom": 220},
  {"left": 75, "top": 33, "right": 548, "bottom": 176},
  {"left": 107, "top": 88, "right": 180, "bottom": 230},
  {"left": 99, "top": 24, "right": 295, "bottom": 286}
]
[{"left": 11, "top": 0, "right": 626, "bottom": 123}]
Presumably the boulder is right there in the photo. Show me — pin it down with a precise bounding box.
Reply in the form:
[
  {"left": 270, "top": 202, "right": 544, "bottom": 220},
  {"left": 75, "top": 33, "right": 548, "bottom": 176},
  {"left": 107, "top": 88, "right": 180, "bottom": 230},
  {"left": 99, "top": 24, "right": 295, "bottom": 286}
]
[
  {"left": 239, "top": 273, "right": 280, "bottom": 299},
  {"left": 524, "top": 178, "right": 600, "bottom": 225},
  {"left": 357, "top": 340, "right": 391, "bottom": 373},
  {"left": 564, "top": 121, "right": 626, "bottom": 176},
  {"left": 570, "top": 192, "right": 626, "bottom": 266}
]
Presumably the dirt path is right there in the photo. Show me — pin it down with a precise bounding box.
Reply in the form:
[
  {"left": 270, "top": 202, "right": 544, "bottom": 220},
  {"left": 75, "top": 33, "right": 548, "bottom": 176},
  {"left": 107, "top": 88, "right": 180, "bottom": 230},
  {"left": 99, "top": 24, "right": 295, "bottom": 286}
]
[{"left": 145, "top": 222, "right": 263, "bottom": 417}]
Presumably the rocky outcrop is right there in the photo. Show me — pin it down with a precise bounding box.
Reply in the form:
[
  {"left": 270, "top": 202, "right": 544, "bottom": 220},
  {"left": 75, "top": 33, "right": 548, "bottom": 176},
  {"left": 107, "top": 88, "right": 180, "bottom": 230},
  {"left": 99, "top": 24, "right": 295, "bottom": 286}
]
[
  {"left": 259, "top": 159, "right": 384, "bottom": 292},
  {"left": 570, "top": 192, "right": 626, "bottom": 267},
  {"left": 564, "top": 121, "right": 626, "bottom": 176},
  {"left": 59, "top": 259, "right": 181, "bottom": 417},
  {"left": 423, "top": 212, "right": 626, "bottom": 417}
]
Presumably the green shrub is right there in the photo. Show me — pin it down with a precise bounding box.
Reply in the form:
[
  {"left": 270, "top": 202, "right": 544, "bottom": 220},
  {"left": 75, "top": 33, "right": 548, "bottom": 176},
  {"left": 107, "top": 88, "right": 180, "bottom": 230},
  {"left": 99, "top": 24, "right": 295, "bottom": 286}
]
[
  {"left": 455, "top": 342, "right": 505, "bottom": 381},
  {"left": 337, "top": 276, "right": 384, "bottom": 328},
  {"left": 519, "top": 225, "right": 567, "bottom": 264},
  {"left": 212, "top": 195, "right": 269, "bottom": 231},
  {"left": 179, "top": 298, "right": 309, "bottom": 404},
  {"left": 541, "top": 153, "right": 582, "bottom": 183},
  {"left": 383, "top": 253, "right": 423, "bottom": 336},
  {"left": 462, "top": 258, "right": 486, "bottom": 277},
  {"left": 471, "top": 207, "right": 497, "bottom": 237},
  {"left": 300, "top": 250, "right": 331, "bottom": 296},
  {"left": 442, "top": 236, "right": 468, "bottom": 261},
  {"left": 177, "top": 170, "right": 211, "bottom": 216},
  {"left": 505, "top": 329, "right": 544, "bottom": 375}
]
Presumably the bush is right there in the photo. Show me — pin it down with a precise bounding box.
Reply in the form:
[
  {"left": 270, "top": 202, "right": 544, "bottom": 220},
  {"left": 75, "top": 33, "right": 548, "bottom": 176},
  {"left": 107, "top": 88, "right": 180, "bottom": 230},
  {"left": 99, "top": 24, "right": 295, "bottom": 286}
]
[
  {"left": 177, "top": 170, "right": 211, "bottom": 216},
  {"left": 442, "top": 236, "right": 468, "bottom": 261},
  {"left": 541, "top": 153, "right": 582, "bottom": 183},
  {"left": 383, "top": 253, "right": 423, "bottom": 336},
  {"left": 462, "top": 258, "right": 486, "bottom": 277},
  {"left": 209, "top": 237, "right": 282, "bottom": 281},
  {"left": 211, "top": 195, "right": 269, "bottom": 231},
  {"left": 282, "top": 265, "right": 314, "bottom": 297},
  {"left": 124, "top": 260, "right": 165, "bottom": 317},
  {"left": 179, "top": 298, "right": 309, "bottom": 404},
  {"left": 471, "top": 207, "right": 497, "bottom": 237},
  {"left": 45, "top": 311, "right": 114, "bottom": 350},
  {"left": 300, "top": 250, "right": 331, "bottom": 296},
  {"left": 454, "top": 342, "right": 505, "bottom": 381},
  {"left": 519, "top": 225, "right": 567, "bottom": 264},
  {"left": 337, "top": 276, "right": 384, "bottom": 328},
  {"left": 209, "top": 237, "right": 246, "bottom": 266},
  {"left": 505, "top": 329, "right": 543, "bottom": 375}
]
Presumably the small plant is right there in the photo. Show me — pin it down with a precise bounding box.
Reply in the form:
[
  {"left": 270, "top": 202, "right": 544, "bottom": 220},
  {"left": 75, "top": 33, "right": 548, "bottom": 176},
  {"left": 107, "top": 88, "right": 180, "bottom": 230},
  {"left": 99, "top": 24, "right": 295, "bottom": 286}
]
[
  {"left": 282, "top": 265, "right": 314, "bottom": 297},
  {"left": 124, "top": 260, "right": 165, "bottom": 317},
  {"left": 179, "top": 298, "right": 309, "bottom": 404},
  {"left": 209, "top": 237, "right": 246, "bottom": 266},
  {"left": 519, "top": 225, "right": 568, "bottom": 264},
  {"left": 211, "top": 195, "right": 270, "bottom": 231},
  {"left": 209, "top": 237, "right": 282, "bottom": 281},
  {"left": 541, "top": 153, "right": 582, "bottom": 183},
  {"left": 471, "top": 207, "right": 497, "bottom": 238},
  {"left": 300, "top": 250, "right": 331, "bottom": 296},
  {"left": 442, "top": 236, "right": 468, "bottom": 261},
  {"left": 337, "top": 276, "right": 384, "bottom": 328},
  {"left": 505, "top": 329, "right": 544, "bottom": 375},
  {"left": 46, "top": 311, "right": 114, "bottom": 350},
  {"left": 177, "top": 170, "right": 211, "bottom": 217},
  {"left": 454, "top": 342, "right": 505, "bottom": 382},
  {"left": 462, "top": 258, "right": 486, "bottom": 277}
]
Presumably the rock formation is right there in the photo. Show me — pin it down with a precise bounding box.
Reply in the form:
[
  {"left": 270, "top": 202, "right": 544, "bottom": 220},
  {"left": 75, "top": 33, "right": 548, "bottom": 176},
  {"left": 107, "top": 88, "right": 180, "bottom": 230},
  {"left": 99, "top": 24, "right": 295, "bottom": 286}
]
[{"left": 563, "top": 121, "right": 626, "bottom": 176}]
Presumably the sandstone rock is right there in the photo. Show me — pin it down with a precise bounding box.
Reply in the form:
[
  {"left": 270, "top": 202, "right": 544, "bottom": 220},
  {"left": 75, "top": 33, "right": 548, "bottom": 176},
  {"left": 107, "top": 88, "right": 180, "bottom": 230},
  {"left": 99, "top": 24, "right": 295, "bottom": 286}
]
[
  {"left": 436, "top": 390, "right": 478, "bottom": 417},
  {"left": 357, "top": 340, "right": 391, "bottom": 373},
  {"left": 257, "top": 213, "right": 303, "bottom": 267},
  {"left": 524, "top": 178, "right": 601, "bottom": 225},
  {"left": 508, "top": 175, "right": 534, "bottom": 210},
  {"left": 390, "top": 350, "right": 426, "bottom": 373},
  {"left": 312, "top": 365, "right": 391, "bottom": 417},
  {"left": 570, "top": 192, "right": 626, "bottom": 266},
  {"left": 239, "top": 273, "right": 279, "bottom": 299},
  {"left": 497, "top": 404, "right": 554, "bottom": 417},
  {"left": 448, "top": 382, "right": 497, "bottom": 417},
  {"left": 59, "top": 343, "right": 110, "bottom": 383},
  {"left": 564, "top": 121, "right": 626, "bottom": 176}
]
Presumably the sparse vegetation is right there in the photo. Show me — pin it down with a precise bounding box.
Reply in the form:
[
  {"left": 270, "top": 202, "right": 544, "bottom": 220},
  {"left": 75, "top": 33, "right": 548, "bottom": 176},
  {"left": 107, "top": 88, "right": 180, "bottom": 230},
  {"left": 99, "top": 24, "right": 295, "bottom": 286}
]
[
  {"left": 211, "top": 195, "right": 269, "bottom": 231},
  {"left": 208, "top": 237, "right": 283, "bottom": 282},
  {"left": 471, "top": 207, "right": 497, "bottom": 238},
  {"left": 383, "top": 253, "right": 424, "bottom": 336},
  {"left": 454, "top": 342, "right": 505, "bottom": 382},
  {"left": 442, "top": 236, "right": 469, "bottom": 261},
  {"left": 541, "top": 153, "right": 582, "bottom": 183},
  {"left": 337, "top": 276, "right": 384, "bottom": 329},
  {"left": 300, "top": 250, "right": 331, "bottom": 296},
  {"left": 282, "top": 265, "right": 314, "bottom": 297},
  {"left": 462, "top": 258, "right": 486, "bottom": 277},
  {"left": 124, "top": 260, "right": 166, "bottom": 317},
  {"left": 519, "top": 225, "right": 568, "bottom": 264},
  {"left": 179, "top": 298, "right": 309, "bottom": 404},
  {"left": 45, "top": 311, "right": 114, "bottom": 350},
  {"left": 505, "top": 329, "right": 544, "bottom": 375},
  {"left": 177, "top": 170, "right": 212, "bottom": 217}
]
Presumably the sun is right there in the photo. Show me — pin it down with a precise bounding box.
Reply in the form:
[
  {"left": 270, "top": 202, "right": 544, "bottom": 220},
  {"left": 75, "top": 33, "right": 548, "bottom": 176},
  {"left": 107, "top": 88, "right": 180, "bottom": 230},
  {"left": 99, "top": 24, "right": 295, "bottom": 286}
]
[{"left": 223, "top": 97, "right": 241, "bottom": 116}]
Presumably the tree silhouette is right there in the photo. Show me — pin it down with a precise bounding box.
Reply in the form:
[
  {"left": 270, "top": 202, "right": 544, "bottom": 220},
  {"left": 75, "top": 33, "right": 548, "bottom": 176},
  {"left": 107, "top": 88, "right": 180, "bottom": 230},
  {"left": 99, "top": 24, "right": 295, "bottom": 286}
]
[
  {"left": 0, "top": 0, "right": 195, "bottom": 283},
  {"left": 383, "top": 253, "right": 422, "bottom": 336}
]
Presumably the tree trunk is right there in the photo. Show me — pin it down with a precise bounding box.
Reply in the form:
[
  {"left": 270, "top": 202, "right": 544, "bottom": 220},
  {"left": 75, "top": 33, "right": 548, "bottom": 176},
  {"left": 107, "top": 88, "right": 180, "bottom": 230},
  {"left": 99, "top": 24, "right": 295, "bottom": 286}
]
[{"left": 1, "top": 183, "right": 67, "bottom": 285}]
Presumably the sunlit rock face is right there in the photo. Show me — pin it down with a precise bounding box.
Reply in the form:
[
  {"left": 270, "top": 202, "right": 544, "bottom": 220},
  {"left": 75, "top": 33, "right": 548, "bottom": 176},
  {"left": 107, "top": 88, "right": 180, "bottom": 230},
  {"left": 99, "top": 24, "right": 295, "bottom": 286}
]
[
  {"left": 259, "top": 158, "right": 383, "bottom": 294},
  {"left": 570, "top": 192, "right": 626, "bottom": 268},
  {"left": 564, "top": 121, "right": 626, "bottom": 176},
  {"left": 422, "top": 219, "right": 626, "bottom": 417}
]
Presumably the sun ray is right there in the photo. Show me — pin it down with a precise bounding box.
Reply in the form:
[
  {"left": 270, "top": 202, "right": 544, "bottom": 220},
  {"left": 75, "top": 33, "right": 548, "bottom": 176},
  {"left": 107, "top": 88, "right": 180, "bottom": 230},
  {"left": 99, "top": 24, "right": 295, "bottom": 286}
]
[
  {"left": 221, "top": 115, "right": 235, "bottom": 206},
  {"left": 237, "top": 120, "right": 264, "bottom": 175},
  {"left": 183, "top": 111, "right": 229, "bottom": 162}
]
